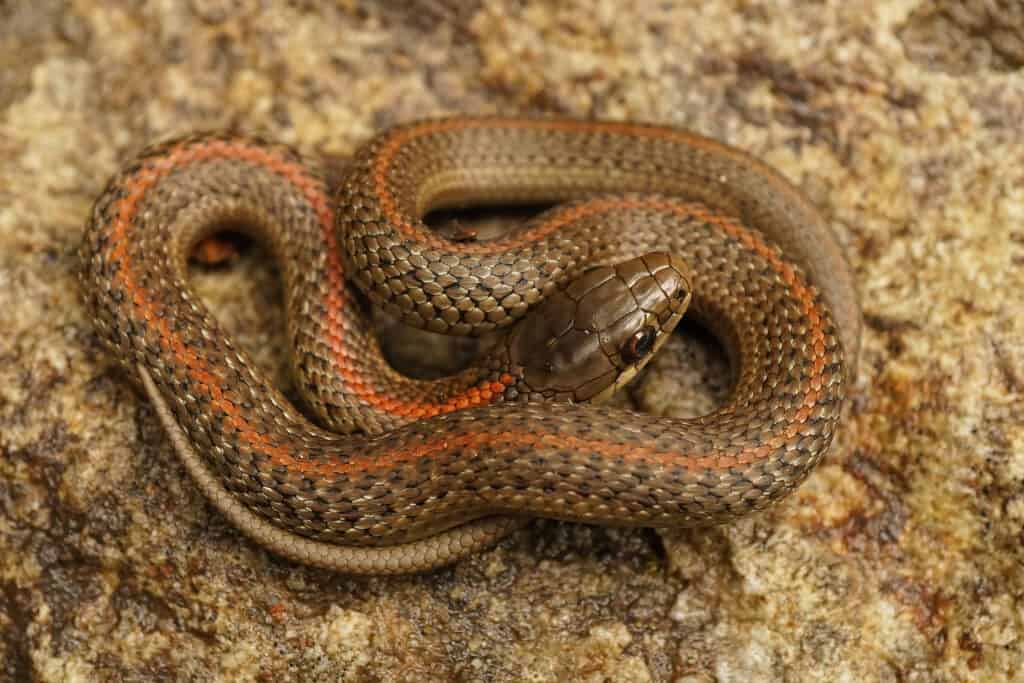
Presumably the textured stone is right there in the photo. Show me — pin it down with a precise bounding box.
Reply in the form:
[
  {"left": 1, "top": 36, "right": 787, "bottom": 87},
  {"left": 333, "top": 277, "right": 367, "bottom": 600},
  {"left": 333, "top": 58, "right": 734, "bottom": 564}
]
[{"left": 0, "top": 1, "right": 1021, "bottom": 681}]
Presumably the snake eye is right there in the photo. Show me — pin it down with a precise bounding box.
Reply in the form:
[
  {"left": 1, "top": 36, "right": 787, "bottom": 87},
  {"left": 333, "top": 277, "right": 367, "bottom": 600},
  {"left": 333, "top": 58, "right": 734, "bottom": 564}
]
[{"left": 621, "top": 326, "right": 658, "bottom": 364}]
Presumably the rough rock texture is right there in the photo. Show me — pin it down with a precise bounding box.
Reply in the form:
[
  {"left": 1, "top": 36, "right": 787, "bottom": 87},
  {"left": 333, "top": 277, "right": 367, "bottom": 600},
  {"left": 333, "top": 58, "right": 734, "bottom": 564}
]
[{"left": 1, "top": 1, "right": 1021, "bottom": 681}]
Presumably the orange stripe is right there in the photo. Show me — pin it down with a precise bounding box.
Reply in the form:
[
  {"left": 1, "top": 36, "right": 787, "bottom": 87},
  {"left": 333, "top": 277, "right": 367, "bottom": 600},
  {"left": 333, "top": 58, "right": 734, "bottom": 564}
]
[
  {"left": 290, "top": 197, "right": 834, "bottom": 479},
  {"left": 369, "top": 117, "right": 810, "bottom": 253},
  {"left": 113, "top": 139, "right": 514, "bottom": 420},
  {"left": 108, "top": 132, "right": 834, "bottom": 482}
]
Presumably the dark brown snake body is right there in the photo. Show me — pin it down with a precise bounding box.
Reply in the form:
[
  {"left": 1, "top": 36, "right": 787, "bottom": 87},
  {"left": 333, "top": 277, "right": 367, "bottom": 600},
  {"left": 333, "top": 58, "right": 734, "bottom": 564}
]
[{"left": 79, "top": 117, "right": 859, "bottom": 574}]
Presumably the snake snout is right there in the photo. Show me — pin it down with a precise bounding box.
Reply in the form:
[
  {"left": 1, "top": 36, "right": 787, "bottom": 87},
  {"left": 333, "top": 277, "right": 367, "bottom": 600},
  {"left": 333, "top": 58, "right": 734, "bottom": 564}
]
[{"left": 645, "top": 252, "right": 692, "bottom": 317}]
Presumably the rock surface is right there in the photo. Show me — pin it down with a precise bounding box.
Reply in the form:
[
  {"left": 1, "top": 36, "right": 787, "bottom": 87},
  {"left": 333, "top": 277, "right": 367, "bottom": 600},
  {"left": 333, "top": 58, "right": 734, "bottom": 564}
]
[{"left": 1, "top": 1, "right": 1021, "bottom": 681}]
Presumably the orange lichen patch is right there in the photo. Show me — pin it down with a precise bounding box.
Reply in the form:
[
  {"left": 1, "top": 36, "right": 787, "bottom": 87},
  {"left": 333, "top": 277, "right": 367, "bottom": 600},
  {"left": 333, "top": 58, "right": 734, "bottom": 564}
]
[{"left": 191, "top": 236, "right": 242, "bottom": 265}]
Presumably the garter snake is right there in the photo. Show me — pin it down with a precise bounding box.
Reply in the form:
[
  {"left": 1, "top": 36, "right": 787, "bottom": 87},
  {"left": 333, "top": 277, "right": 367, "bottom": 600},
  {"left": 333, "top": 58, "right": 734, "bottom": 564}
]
[{"left": 79, "top": 117, "right": 859, "bottom": 574}]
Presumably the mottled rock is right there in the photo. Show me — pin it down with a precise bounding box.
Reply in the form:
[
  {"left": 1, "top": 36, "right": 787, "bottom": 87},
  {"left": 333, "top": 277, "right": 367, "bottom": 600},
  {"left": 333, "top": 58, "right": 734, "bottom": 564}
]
[{"left": 1, "top": 1, "right": 1021, "bottom": 681}]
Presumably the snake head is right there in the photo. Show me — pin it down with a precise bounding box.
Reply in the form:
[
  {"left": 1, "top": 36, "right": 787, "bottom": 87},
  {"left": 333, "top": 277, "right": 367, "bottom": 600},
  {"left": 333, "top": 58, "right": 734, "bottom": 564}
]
[{"left": 506, "top": 252, "right": 691, "bottom": 403}]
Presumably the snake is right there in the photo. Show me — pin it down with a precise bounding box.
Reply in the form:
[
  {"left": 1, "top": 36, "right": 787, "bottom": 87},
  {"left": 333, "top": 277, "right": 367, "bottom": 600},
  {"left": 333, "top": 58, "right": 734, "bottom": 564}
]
[{"left": 78, "top": 117, "right": 859, "bottom": 575}]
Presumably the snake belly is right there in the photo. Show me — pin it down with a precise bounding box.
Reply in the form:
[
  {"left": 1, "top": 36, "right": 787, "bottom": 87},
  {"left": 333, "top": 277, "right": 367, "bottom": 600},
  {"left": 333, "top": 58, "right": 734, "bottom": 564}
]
[{"left": 79, "top": 117, "right": 858, "bottom": 574}]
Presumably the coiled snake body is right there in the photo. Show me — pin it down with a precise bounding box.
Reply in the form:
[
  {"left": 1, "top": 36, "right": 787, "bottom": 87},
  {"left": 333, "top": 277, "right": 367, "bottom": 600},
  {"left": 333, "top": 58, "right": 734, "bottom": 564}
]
[{"left": 79, "top": 118, "right": 859, "bottom": 574}]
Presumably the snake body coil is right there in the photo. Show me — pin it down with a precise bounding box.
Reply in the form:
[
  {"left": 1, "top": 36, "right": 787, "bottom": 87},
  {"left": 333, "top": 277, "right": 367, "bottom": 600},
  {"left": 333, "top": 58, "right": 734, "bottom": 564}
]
[{"left": 79, "top": 118, "right": 859, "bottom": 574}]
